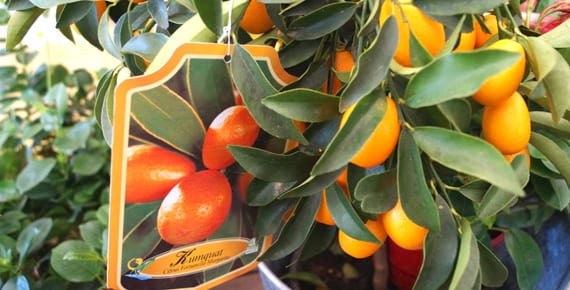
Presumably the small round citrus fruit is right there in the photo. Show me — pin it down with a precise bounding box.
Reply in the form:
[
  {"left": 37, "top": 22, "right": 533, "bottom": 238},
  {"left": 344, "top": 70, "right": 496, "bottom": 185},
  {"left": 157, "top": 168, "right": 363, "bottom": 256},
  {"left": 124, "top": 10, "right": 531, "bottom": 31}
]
[
  {"left": 125, "top": 145, "right": 196, "bottom": 203},
  {"left": 381, "top": 200, "right": 428, "bottom": 251},
  {"left": 157, "top": 170, "right": 232, "bottom": 245},
  {"left": 339, "top": 219, "right": 387, "bottom": 259},
  {"left": 379, "top": 0, "right": 445, "bottom": 67},
  {"left": 315, "top": 191, "right": 335, "bottom": 226},
  {"left": 334, "top": 50, "right": 355, "bottom": 74},
  {"left": 454, "top": 31, "right": 476, "bottom": 51},
  {"left": 336, "top": 168, "right": 348, "bottom": 192},
  {"left": 482, "top": 91, "right": 531, "bottom": 154},
  {"left": 240, "top": 0, "right": 274, "bottom": 34},
  {"left": 340, "top": 96, "right": 400, "bottom": 168},
  {"left": 472, "top": 39, "right": 526, "bottom": 106},
  {"left": 504, "top": 147, "right": 531, "bottom": 168},
  {"left": 474, "top": 14, "right": 499, "bottom": 48},
  {"left": 202, "top": 105, "right": 260, "bottom": 170}
]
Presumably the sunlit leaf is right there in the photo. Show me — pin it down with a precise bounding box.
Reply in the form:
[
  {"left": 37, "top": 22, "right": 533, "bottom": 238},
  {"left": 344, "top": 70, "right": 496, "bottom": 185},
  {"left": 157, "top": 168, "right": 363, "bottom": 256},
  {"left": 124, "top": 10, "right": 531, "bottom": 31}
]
[
  {"left": 148, "top": 0, "right": 169, "bottom": 29},
  {"left": 6, "top": 8, "right": 44, "bottom": 50},
  {"left": 50, "top": 240, "right": 103, "bottom": 282},
  {"left": 404, "top": 50, "right": 521, "bottom": 108},
  {"left": 411, "top": 127, "right": 524, "bottom": 196},
  {"left": 121, "top": 33, "right": 168, "bottom": 62}
]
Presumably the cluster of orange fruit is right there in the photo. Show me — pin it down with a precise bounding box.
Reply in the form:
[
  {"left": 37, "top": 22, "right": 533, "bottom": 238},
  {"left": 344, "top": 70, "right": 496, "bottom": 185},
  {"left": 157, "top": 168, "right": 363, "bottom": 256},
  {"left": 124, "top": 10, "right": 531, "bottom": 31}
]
[{"left": 124, "top": 105, "right": 260, "bottom": 246}]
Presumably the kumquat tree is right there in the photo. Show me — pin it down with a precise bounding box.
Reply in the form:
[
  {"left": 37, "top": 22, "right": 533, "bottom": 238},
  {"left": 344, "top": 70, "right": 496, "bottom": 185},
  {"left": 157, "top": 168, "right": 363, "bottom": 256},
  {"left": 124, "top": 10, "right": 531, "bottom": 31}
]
[{"left": 3, "top": 0, "right": 570, "bottom": 289}]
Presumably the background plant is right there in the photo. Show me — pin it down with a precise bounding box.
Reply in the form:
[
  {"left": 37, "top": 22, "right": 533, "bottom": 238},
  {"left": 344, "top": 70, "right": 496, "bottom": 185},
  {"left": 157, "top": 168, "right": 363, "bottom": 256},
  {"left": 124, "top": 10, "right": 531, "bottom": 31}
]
[{"left": 3, "top": 0, "right": 570, "bottom": 290}]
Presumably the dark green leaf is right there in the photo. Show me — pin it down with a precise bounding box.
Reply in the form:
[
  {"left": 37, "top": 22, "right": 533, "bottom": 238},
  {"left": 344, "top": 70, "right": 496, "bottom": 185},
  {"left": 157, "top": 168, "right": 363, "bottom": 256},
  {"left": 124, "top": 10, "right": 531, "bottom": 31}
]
[
  {"left": 255, "top": 198, "right": 298, "bottom": 237},
  {"left": 6, "top": 8, "right": 44, "bottom": 51},
  {"left": 16, "top": 158, "right": 56, "bottom": 193},
  {"left": 122, "top": 204, "right": 161, "bottom": 273},
  {"left": 194, "top": 0, "right": 222, "bottom": 35},
  {"left": 148, "top": 0, "right": 169, "bottom": 29},
  {"left": 398, "top": 129, "right": 440, "bottom": 231},
  {"left": 287, "top": 2, "right": 357, "bottom": 40},
  {"left": 532, "top": 175, "right": 570, "bottom": 211},
  {"left": 414, "top": 196, "right": 458, "bottom": 290},
  {"left": 458, "top": 180, "right": 489, "bottom": 203},
  {"left": 74, "top": 5, "right": 102, "bottom": 50},
  {"left": 404, "top": 50, "right": 521, "bottom": 108},
  {"left": 412, "top": 127, "right": 524, "bottom": 196},
  {"left": 229, "top": 146, "right": 318, "bottom": 182},
  {"left": 312, "top": 89, "right": 386, "bottom": 175},
  {"left": 448, "top": 220, "right": 480, "bottom": 290},
  {"left": 299, "top": 223, "right": 336, "bottom": 262},
  {"left": 354, "top": 169, "right": 398, "bottom": 214},
  {"left": 409, "top": 27, "right": 433, "bottom": 67},
  {"left": 231, "top": 44, "right": 307, "bottom": 144},
  {"left": 247, "top": 178, "right": 297, "bottom": 206},
  {"left": 340, "top": 16, "right": 398, "bottom": 110},
  {"left": 530, "top": 131, "right": 570, "bottom": 187},
  {"left": 131, "top": 85, "right": 205, "bottom": 157},
  {"left": 413, "top": 0, "right": 505, "bottom": 15},
  {"left": 478, "top": 154, "right": 529, "bottom": 219},
  {"left": 283, "top": 60, "right": 328, "bottom": 91},
  {"left": 478, "top": 241, "right": 508, "bottom": 287},
  {"left": 55, "top": 1, "right": 91, "bottom": 28},
  {"left": 50, "top": 240, "right": 102, "bottom": 282},
  {"left": 0, "top": 181, "right": 19, "bottom": 203},
  {"left": 327, "top": 183, "right": 379, "bottom": 243},
  {"left": 278, "top": 39, "right": 321, "bottom": 69},
  {"left": 260, "top": 194, "right": 320, "bottom": 261},
  {"left": 262, "top": 89, "right": 340, "bottom": 122},
  {"left": 121, "top": 33, "right": 168, "bottom": 62},
  {"left": 437, "top": 99, "right": 471, "bottom": 132},
  {"left": 279, "top": 167, "right": 344, "bottom": 198},
  {"left": 281, "top": 272, "right": 328, "bottom": 289},
  {"left": 505, "top": 229, "right": 544, "bottom": 290}
]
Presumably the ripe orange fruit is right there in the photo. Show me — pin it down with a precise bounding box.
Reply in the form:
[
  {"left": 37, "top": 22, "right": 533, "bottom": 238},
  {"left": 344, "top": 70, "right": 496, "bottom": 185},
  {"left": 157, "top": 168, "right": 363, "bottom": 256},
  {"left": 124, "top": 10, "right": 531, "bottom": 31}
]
[
  {"left": 474, "top": 14, "right": 499, "bottom": 48},
  {"left": 284, "top": 120, "right": 307, "bottom": 152},
  {"left": 95, "top": 1, "right": 106, "bottom": 20},
  {"left": 202, "top": 106, "right": 260, "bottom": 170},
  {"left": 240, "top": 0, "right": 274, "bottom": 34},
  {"left": 336, "top": 168, "right": 348, "bottom": 192},
  {"left": 338, "top": 218, "right": 387, "bottom": 259},
  {"left": 381, "top": 200, "right": 428, "bottom": 251},
  {"left": 504, "top": 147, "right": 531, "bottom": 168},
  {"left": 322, "top": 50, "right": 355, "bottom": 95},
  {"left": 379, "top": 0, "right": 445, "bottom": 67},
  {"left": 157, "top": 170, "right": 232, "bottom": 245},
  {"left": 472, "top": 39, "right": 526, "bottom": 106},
  {"left": 482, "top": 91, "right": 531, "bottom": 155},
  {"left": 315, "top": 191, "right": 335, "bottom": 226},
  {"left": 340, "top": 96, "right": 400, "bottom": 168},
  {"left": 235, "top": 172, "right": 254, "bottom": 202},
  {"left": 454, "top": 31, "right": 476, "bottom": 51},
  {"left": 125, "top": 145, "right": 196, "bottom": 204}
]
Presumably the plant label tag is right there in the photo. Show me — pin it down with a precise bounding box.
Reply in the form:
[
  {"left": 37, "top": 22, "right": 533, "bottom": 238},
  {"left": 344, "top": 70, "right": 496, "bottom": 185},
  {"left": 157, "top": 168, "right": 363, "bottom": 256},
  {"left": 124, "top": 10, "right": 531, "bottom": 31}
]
[{"left": 107, "top": 42, "right": 296, "bottom": 289}]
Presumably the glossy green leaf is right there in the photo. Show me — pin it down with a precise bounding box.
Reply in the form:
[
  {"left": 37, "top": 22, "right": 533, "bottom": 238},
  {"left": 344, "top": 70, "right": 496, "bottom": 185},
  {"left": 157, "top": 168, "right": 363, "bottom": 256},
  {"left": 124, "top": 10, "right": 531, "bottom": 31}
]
[
  {"left": 279, "top": 167, "right": 344, "bottom": 198},
  {"left": 51, "top": 240, "right": 102, "bottom": 282},
  {"left": 327, "top": 183, "right": 379, "bottom": 243},
  {"left": 437, "top": 98, "right": 471, "bottom": 132},
  {"left": 478, "top": 154, "right": 529, "bottom": 219},
  {"left": 478, "top": 241, "right": 508, "bottom": 287},
  {"left": 448, "top": 220, "right": 480, "bottom": 290},
  {"left": 438, "top": 14, "right": 466, "bottom": 55},
  {"left": 340, "top": 16, "right": 398, "bottom": 110},
  {"left": 97, "top": 6, "right": 121, "bottom": 60},
  {"left": 16, "top": 218, "right": 52, "bottom": 257},
  {"left": 255, "top": 198, "right": 297, "bottom": 237},
  {"left": 6, "top": 8, "right": 44, "bottom": 51},
  {"left": 299, "top": 223, "right": 336, "bottom": 262},
  {"left": 530, "top": 131, "right": 570, "bottom": 187},
  {"left": 409, "top": 27, "right": 433, "bottom": 67},
  {"left": 287, "top": 2, "right": 357, "bottom": 40},
  {"left": 62, "top": 249, "right": 101, "bottom": 262},
  {"left": 131, "top": 85, "right": 205, "bottom": 157},
  {"left": 505, "top": 229, "right": 544, "bottom": 290},
  {"left": 413, "top": 0, "right": 505, "bottom": 15},
  {"left": 79, "top": 220, "right": 105, "bottom": 250},
  {"left": 283, "top": 60, "right": 328, "bottom": 91},
  {"left": 262, "top": 89, "right": 339, "bottom": 122},
  {"left": 246, "top": 178, "right": 297, "bottom": 206},
  {"left": 148, "top": 0, "right": 169, "bottom": 29},
  {"left": 312, "top": 89, "right": 386, "bottom": 175},
  {"left": 414, "top": 196, "right": 458, "bottom": 290},
  {"left": 74, "top": 5, "right": 102, "bottom": 50},
  {"left": 260, "top": 194, "right": 320, "bottom": 261},
  {"left": 121, "top": 33, "right": 168, "bottom": 62},
  {"left": 194, "top": 0, "right": 222, "bottom": 35},
  {"left": 354, "top": 169, "right": 397, "bottom": 214},
  {"left": 231, "top": 45, "right": 307, "bottom": 144},
  {"left": 412, "top": 127, "right": 524, "bottom": 196},
  {"left": 55, "top": 1, "right": 91, "bottom": 28},
  {"left": 540, "top": 50, "right": 570, "bottom": 123},
  {"left": 278, "top": 40, "right": 321, "bottom": 69},
  {"left": 122, "top": 203, "right": 162, "bottom": 274},
  {"left": 530, "top": 111, "right": 570, "bottom": 139},
  {"left": 16, "top": 158, "right": 56, "bottom": 194},
  {"left": 532, "top": 175, "right": 570, "bottom": 211},
  {"left": 229, "top": 146, "right": 318, "bottom": 182},
  {"left": 404, "top": 50, "right": 521, "bottom": 108}
]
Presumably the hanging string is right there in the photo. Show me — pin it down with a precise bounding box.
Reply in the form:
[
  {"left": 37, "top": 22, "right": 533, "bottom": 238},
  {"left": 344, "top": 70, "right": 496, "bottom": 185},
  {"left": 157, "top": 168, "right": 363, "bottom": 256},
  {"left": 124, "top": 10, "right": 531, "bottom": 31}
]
[{"left": 217, "top": 0, "right": 235, "bottom": 63}]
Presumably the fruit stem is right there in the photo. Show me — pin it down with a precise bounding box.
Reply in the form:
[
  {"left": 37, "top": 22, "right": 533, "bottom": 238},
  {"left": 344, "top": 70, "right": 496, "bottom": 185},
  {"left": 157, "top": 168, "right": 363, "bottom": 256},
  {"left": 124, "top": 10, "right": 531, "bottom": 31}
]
[
  {"left": 355, "top": 0, "right": 369, "bottom": 56},
  {"left": 501, "top": 3, "right": 522, "bottom": 37}
]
